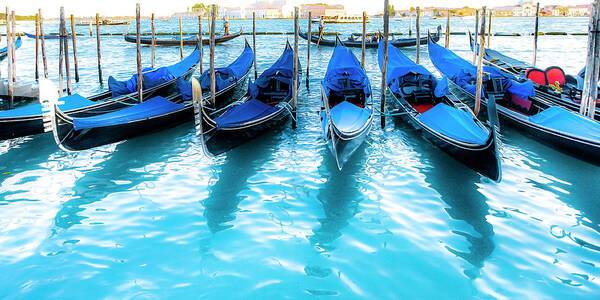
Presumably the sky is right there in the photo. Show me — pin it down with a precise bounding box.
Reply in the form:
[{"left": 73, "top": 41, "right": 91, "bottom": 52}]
[{"left": 9, "top": 0, "right": 594, "bottom": 17}]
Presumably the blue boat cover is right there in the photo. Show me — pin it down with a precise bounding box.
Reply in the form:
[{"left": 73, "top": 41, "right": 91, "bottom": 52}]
[
  {"left": 177, "top": 78, "right": 193, "bottom": 101},
  {"left": 108, "top": 47, "right": 200, "bottom": 97},
  {"left": 323, "top": 44, "right": 371, "bottom": 97},
  {"left": 418, "top": 103, "right": 488, "bottom": 144},
  {"left": 377, "top": 41, "right": 433, "bottom": 95},
  {"left": 529, "top": 106, "right": 600, "bottom": 142},
  {"left": 0, "top": 94, "right": 96, "bottom": 119},
  {"left": 199, "top": 44, "right": 254, "bottom": 91},
  {"left": 428, "top": 39, "right": 535, "bottom": 99},
  {"left": 214, "top": 99, "right": 278, "bottom": 129},
  {"left": 72, "top": 96, "right": 184, "bottom": 130},
  {"left": 329, "top": 101, "right": 372, "bottom": 133},
  {"left": 0, "top": 36, "right": 22, "bottom": 55},
  {"left": 249, "top": 44, "right": 299, "bottom": 98}
]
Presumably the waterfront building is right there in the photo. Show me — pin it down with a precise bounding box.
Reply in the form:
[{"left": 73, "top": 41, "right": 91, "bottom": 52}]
[
  {"left": 300, "top": 3, "right": 345, "bottom": 18},
  {"left": 512, "top": 0, "right": 537, "bottom": 17}
]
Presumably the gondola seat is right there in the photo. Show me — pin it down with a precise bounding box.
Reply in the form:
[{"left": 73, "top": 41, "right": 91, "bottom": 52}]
[
  {"left": 418, "top": 103, "right": 488, "bottom": 144},
  {"left": 546, "top": 66, "right": 566, "bottom": 87},
  {"left": 72, "top": 96, "right": 183, "bottom": 130},
  {"left": 525, "top": 68, "right": 547, "bottom": 86}
]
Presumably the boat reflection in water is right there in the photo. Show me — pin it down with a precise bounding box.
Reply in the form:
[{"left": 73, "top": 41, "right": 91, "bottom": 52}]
[
  {"left": 310, "top": 144, "right": 368, "bottom": 251},
  {"left": 202, "top": 130, "right": 283, "bottom": 233},
  {"left": 52, "top": 125, "right": 194, "bottom": 231}
]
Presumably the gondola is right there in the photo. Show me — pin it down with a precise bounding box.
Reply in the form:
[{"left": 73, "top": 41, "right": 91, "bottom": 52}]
[
  {"left": 378, "top": 41, "right": 501, "bottom": 181},
  {"left": 429, "top": 35, "right": 600, "bottom": 164},
  {"left": 194, "top": 42, "right": 299, "bottom": 156},
  {"left": 75, "top": 20, "right": 130, "bottom": 26},
  {"left": 123, "top": 30, "right": 243, "bottom": 46},
  {"left": 0, "top": 36, "right": 22, "bottom": 60},
  {"left": 320, "top": 38, "right": 373, "bottom": 170},
  {"left": 42, "top": 41, "right": 253, "bottom": 151},
  {"left": 468, "top": 32, "right": 600, "bottom": 120},
  {"left": 0, "top": 46, "right": 201, "bottom": 141},
  {"left": 24, "top": 32, "right": 70, "bottom": 40},
  {"left": 300, "top": 26, "right": 441, "bottom": 48}
]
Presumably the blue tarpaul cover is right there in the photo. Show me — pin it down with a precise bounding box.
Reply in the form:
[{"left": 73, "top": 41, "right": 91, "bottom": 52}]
[
  {"left": 249, "top": 44, "right": 299, "bottom": 98},
  {"left": 0, "top": 36, "right": 22, "bottom": 56},
  {"left": 73, "top": 96, "right": 183, "bottom": 130},
  {"left": 177, "top": 78, "right": 193, "bottom": 101},
  {"left": 0, "top": 94, "right": 96, "bottom": 119},
  {"left": 108, "top": 47, "right": 200, "bottom": 97},
  {"left": 199, "top": 43, "right": 254, "bottom": 91},
  {"left": 215, "top": 45, "right": 296, "bottom": 128},
  {"left": 329, "top": 101, "right": 372, "bottom": 133},
  {"left": 214, "top": 98, "right": 278, "bottom": 129},
  {"left": 529, "top": 106, "right": 600, "bottom": 142},
  {"left": 419, "top": 103, "right": 488, "bottom": 144},
  {"left": 377, "top": 41, "right": 433, "bottom": 95},
  {"left": 324, "top": 44, "right": 371, "bottom": 97},
  {"left": 428, "top": 39, "right": 535, "bottom": 99}
]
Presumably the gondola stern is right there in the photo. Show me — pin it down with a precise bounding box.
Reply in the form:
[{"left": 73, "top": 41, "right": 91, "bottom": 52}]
[{"left": 38, "top": 79, "right": 68, "bottom": 149}]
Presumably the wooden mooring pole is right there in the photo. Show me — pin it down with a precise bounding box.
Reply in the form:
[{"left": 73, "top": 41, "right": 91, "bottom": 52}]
[
  {"left": 210, "top": 5, "right": 216, "bottom": 105},
  {"left": 10, "top": 10, "right": 16, "bottom": 88},
  {"left": 151, "top": 13, "right": 156, "bottom": 68},
  {"left": 487, "top": 10, "right": 492, "bottom": 47},
  {"left": 361, "top": 11, "right": 366, "bottom": 68},
  {"left": 96, "top": 13, "right": 103, "bottom": 85},
  {"left": 198, "top": 15, "right": 203, "bottom": 74},
  {"left": 39, "top": 9, "right": 48, "bottom": 78},
  {"left": 70, "top": 14, "right": 79, "bottom": 82},
  {"left": 292, "top": 7, "right": 299, "bottom": 129},
  {"left": 136, "top": 3, "right": 143, "bottom": 102},
  {"left": 580, "top": 0, "right": 600, "bottom": 120},
  {"left": 35, "top": 13, "right": 40, "bottom": 80},
  {"left": 473, "top": 9, "right": 479, "bottom": 64},
  {"left": 6, "top": 8, "right": 13, "bottom": 105},
  {"left": 60, "top": 7, "right": 72, "bottom": 95},
  {"left": 381, "top": 0, "right": 389, "bottom": 128},
  {"left": 533, "top": 2, "right": 540, "bottom": 66},
  {"left": 474, "top": 7, "right": 487, "bottom": 116},
  {"left": 306, "top": 11, "right": 311, "bottom": 89},
  {"left": 416, "top": 7, "right": 421, "bottom": 64},
  {"left": 445, "top": 10, "right": 450, "bottom": 48},
  {"left": 252, "top": 12, "right": 257, "bottom": 79},
  {"left": 179, "top": 16, "right": 184, "bottom": 60}
]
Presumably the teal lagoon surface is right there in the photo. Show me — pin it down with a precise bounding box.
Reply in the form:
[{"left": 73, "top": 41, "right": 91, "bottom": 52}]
[{"left": 0, "top": 17, "right": 599, "bottom": 298}]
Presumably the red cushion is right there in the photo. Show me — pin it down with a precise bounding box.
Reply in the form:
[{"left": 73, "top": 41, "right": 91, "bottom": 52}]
[
  {"left": 526, "top": 68, "right": 547, "bottom": 86},
  {"left": 412, "top": 103, "right": 434, "bottom": 113},
  {"left": 545, "top": 67, "right": 566, "bottom": 87}
]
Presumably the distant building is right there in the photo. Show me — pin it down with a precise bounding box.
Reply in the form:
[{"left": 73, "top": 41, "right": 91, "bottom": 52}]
[
  {"left": 513, "top": 0, "right": 537, "bottom": 17},
  {"left": 247, "top": 0, "right": 284, "bottom": 19},
  {"left": 300, "top": 3, "right": 345, "bottom": 18},
  {"left": 220, "top": 7, "right": 244, "bottom": 19},
  {"left": 568, "top": 5, "right": 591, "bottom": 17},
  {"left": 493, "top": 6, "right": 516, "bottom": 17}
]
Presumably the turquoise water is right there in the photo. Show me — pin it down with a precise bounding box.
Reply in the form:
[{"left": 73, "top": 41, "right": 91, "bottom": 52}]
[{"left": 0, "top": 17, "right": 599, "bottom": 298}]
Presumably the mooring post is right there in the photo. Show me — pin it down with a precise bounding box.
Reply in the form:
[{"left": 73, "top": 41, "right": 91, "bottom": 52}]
[
  {"left": 179, "top": 16, "right": 184, "bottom": 60},
  {"left": 6, "top": 8, "right": 13, "bottom": 105},
  {"left": 198, "top": 15, "right": 203, "bottom": 74},
  {"left": 580, "top": 0, "right": 600, "bottom": 120},
  {"left": 39, "top": 9, "right": 48, "bottom": 79},
  {"left": 473, "top": 9, "right": 479, "bottom": 64},
  {"left": 89, "top": 21, "right": 93, "bottom": 36},
  {"left": 35, "top": 13, "right": 40, "bottom": 80},
  {"left": 10, "top": 10, "right": 16, "bottom": 88},
  {"left": 445, "top": 10, "right": 450, "bottom": 48},
  {"left": 381, "top": 0, "right": 389, "bottom": 128},
  {"left": 96, "top": 13, "right": 103, "bottom": 85},
  {"left": 306, "top": 11, "right": 312, "bottom": 87},
  {"left": 487, "top": 10, "right": 492, "bottom": 47},
  {"left": 210, "top": 5, "right": 216, "bottom": 105},
  {"left": 151, "top": 13, "right": 156, "bottom": 68},
  {"left": 474, "top": 7, "right": 487, "bottom": 116},
  {"left": 361, "top": 11, "right": 366, "bottom": 68},
  {"left": 416, "top": 6, "right": 421, "bottom": 64},
  {"left": 409, "top": 11, "right": 412, "bottom": 36},
  {"left": 60, "top": 7, "right": 72, "bottom": 95},
  {"left": 136, "top": 3, "right": 143, "bottom": 102},
  {"left": 70, "top": 14, "right": 79, "bottom": 82},
  {"left": 58, "top": 9, "right": 64, "bottom": 97},
  {"left": 533, "top": 2, "right": 540, "bottom": 66},
  {"left": 292, "top": 7, "right": 299, "bottom": 129},
  {"left": 252, "top": 12, "right": 257, "bottom": 80}
]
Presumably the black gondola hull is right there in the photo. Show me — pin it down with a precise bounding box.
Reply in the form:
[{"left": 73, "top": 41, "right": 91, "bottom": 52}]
[
  {"left": 389, "top": 93, "right": 501, "bottom": 181},
  {"left": 300, "top": 29, "right": 440, "bottom": 48},
  {"left": 123, "top": 31, "right": 242, "bottom": 46}
]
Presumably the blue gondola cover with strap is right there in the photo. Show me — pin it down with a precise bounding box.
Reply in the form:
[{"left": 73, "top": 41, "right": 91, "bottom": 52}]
[{"left": 323, "top": 44, "right": 370, "bottom": 97}]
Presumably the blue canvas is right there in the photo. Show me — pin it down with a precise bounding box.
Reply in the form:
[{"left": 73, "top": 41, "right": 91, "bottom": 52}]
[
  {"left": 329, "top": 101, "right": 372, "bottom": 133},
  {"left": 214, "top": 99, "right": 278, "bottom": 129},
  {"left": 0, "top": 94, "right": 96, "bottom": 119},
  {"left": 418, "top": 103, "right": 488, "bottom": 145},
  {"left": 324, "top": 44, "right": 371, "bottom": 97},
  {"left": 199, "top": 44, "right": 254, "bottom": 91},
  {"left": 529, "top": 106, "right": 600, "bottom": 142}
]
